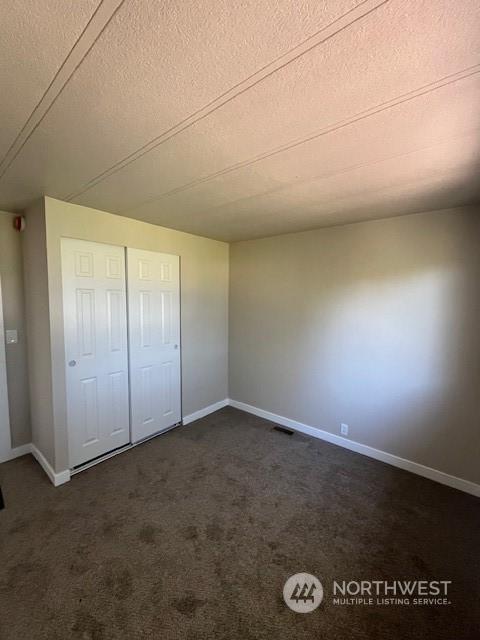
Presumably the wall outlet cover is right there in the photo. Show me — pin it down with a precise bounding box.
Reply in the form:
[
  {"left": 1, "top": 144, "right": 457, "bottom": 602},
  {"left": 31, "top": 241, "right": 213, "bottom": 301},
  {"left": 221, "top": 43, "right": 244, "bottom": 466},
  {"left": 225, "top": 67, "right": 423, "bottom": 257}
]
[
  {"left": 341, "top": 423, "right": 349, "bottom": 436},
  {"left": 5, "top": 330, "right": 18, "bottom": 344}
]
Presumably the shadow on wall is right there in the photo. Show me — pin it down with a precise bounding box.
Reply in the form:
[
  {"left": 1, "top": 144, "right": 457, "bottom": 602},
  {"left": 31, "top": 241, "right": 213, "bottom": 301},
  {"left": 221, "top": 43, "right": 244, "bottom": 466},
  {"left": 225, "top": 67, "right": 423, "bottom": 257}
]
[
  {"left": 304, "top": 216, "right": 480, "bottom": 482},
  {"left": 229, "top": 208, "right": 480, "bottom": 484}
]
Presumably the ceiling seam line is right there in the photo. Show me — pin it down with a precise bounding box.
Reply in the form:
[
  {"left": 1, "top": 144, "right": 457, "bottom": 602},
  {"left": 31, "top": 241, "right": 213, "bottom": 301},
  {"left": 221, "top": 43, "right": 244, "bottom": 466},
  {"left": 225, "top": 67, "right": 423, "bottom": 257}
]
[
  {"left": 82, "top": 0, "right": 378, "bottom": 179},
  {"left": 292, "top": 164, "right": 478, "bottom": 209},
  {"left": 230, "top": 198, "right": 480, "bottom": 242},
  {"left": 0, "top": 0, "right": 104, "bottom": 169},
  {"left": 188, "top": 130, "right": 480, "bottom": 218},
  {"left": 223, "top": 166, "right": 479, "bottom": 240},
  {"left": 120, "top": 64, "right": 480, "bottom": 213},
  {"left": 0, "top": 0, "right": 126, "bottom": 183},
  {"left": 64, "top": 0, "right": 390, "bottom": 201}
]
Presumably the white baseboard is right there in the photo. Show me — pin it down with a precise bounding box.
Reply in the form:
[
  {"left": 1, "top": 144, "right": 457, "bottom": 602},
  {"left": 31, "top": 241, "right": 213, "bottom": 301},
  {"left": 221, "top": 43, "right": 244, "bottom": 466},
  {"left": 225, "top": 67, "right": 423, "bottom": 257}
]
[
  {"left": 5, "top": 400, "right": 478, "bottom": 497},
  {"left": 3, "top": 399, "right": 230, "bottom": 484},
  {"left": 228, "top": 399, "right": 480, "bottom": 498},
  {"left": 30, "top": 444, "right": 70, "bottom": 487},
  {"left": 1, "top": 442, "right": 70, "bottom": 486},
  {"left": 183, "top": 398, "right": 229, "bottom": 425},
  {"left": 1, "top": 443, "right": 31, "bottom": 462}
]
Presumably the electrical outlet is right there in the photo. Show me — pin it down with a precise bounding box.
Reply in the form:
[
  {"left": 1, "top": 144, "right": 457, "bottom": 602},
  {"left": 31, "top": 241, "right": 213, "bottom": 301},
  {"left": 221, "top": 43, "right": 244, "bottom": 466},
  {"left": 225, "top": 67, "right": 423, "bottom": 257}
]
[{"left": 341, "top": 423, "right": 349, "bottom": 436}]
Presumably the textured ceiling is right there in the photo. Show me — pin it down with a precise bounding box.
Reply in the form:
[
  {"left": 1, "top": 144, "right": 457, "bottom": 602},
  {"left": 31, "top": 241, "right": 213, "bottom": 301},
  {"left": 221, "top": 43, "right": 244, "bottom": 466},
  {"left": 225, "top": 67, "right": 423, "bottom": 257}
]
[{"left": 1, "top": 0, "right": 479, "bottom": 241}]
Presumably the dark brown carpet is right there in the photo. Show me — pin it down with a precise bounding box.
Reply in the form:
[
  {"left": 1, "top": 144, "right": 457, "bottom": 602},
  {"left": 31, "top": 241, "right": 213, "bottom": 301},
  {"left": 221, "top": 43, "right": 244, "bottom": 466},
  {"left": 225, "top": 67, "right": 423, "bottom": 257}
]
[{"left": 1, "top": 407, "right": 479, "bottom": 639}]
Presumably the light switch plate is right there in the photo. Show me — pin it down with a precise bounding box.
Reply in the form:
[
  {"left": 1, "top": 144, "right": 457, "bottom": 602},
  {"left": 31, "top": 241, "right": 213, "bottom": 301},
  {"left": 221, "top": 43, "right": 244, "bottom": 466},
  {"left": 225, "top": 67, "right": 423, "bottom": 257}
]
[{"left": 5, "top": 329, "right": 18, "bottom": 344}]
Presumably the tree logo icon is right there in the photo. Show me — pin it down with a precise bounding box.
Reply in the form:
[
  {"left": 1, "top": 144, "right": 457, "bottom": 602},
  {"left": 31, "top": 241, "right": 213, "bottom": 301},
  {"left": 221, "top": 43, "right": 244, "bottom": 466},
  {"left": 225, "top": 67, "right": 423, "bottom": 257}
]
[{"left": 283, "top": 573, "right": 324, "bottom": 613}]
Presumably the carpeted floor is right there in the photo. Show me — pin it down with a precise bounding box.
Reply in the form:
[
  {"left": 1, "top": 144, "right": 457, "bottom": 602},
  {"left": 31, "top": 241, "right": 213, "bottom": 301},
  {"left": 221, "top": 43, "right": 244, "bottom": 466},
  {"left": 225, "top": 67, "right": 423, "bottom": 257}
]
[{"left": 0, "top": 406, "right": 479, "bottom": 639}]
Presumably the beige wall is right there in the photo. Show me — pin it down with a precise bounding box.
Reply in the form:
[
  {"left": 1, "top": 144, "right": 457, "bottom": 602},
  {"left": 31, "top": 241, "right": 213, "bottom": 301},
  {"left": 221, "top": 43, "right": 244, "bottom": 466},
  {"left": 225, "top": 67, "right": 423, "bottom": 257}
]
[
  {"left": 22, "top": 201, "right": 55, "bottom": 460},
  {"left": 229, "top": 206, "right": 480, "bottom": 485},
  {"left": 31, "top": 197, "right": 229, "bottom": 471},
  {"left": 0, "top": 211, "right": 31, "bottom": 447}
]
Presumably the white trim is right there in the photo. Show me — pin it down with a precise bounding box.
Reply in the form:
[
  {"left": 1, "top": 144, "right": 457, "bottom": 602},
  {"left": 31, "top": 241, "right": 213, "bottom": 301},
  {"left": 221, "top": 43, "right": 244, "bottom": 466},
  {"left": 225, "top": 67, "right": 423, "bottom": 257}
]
[
  {"left": 6, "top": 400, "right": 478, "bottom": 497},
  {"left": 31, "top": 444, "right": 70, "bottom": 487},
  {"left": 1, "top": 443, "right": 31, "bottom": 462},
  {"left": 183, "top": 399, "right": 229, "bottom": 425},
  {"left": 228, "top": 399, "right": 480, "bottom": 498},
  {"left": 3, "top": 420, "right": 186, "bottom": 483}
]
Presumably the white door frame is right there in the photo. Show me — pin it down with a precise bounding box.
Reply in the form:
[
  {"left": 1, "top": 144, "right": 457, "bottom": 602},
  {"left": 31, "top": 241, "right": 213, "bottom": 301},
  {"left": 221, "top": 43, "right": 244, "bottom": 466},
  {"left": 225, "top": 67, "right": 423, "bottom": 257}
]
[{"left": 0, "top": 276, "right": 12, "bottom": 462}]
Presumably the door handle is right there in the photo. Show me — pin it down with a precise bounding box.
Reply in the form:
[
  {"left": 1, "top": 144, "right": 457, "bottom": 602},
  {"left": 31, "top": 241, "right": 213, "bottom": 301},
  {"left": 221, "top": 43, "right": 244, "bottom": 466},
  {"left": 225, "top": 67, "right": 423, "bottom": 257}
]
[
  {"left": 174, "top": 344, "right": 179, "bottom": 349},
  {"left": 68, "top": 360, "right": 77, "bottom": 367}
]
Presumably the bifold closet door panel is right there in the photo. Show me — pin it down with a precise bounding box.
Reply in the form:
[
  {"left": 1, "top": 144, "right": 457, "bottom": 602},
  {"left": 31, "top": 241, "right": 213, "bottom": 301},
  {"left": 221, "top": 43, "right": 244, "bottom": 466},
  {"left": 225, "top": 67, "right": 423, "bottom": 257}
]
[
  {"left": 127, "top": 248, "right": 181, "bottom": 443},
  {"left": 61, "top": 239, "right": 130, "bottom": 468}
]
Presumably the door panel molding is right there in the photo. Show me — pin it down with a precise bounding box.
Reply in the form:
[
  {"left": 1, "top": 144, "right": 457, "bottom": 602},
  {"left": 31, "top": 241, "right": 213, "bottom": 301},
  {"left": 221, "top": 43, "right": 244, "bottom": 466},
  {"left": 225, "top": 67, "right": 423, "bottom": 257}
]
[
  {"left": 127, "top": 248, "right": 181, "bottom": 443},
  {"left": 61, "top": 238, "right": 130, "bottom": 467}
]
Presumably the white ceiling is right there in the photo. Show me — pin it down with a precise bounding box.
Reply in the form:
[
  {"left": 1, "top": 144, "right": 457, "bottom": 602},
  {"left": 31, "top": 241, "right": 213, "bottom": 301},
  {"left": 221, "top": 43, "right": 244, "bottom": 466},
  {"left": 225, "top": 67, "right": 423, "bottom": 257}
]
[{"left": 1, "top": 0, "right": 479, "bottom": 241}]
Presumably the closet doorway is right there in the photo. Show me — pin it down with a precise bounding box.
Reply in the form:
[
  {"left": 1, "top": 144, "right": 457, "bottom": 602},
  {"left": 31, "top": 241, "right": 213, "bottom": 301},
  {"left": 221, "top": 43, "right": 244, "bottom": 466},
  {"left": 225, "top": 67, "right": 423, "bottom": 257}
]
[{"left": 61, "top": 239, "right": 181, "bottom": 468}]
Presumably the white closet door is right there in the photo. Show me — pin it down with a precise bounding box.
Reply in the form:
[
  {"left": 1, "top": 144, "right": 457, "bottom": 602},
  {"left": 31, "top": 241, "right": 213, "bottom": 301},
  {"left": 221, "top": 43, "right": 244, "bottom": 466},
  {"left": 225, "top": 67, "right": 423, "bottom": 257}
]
[
  {"left": 127, "top": 248, "right": 181, "bottom": 443},
  {"left": 61, "top": 239, "right": 130, "bottom": 467}
]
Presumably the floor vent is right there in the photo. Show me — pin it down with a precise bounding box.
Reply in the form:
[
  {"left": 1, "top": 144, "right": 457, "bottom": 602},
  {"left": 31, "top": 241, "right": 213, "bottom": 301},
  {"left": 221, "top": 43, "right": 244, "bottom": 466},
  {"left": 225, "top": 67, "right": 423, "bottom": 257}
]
[{"left": 273, "top": 425, "right": 294, "bottom": 436}]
